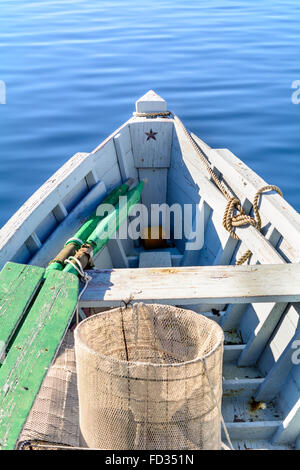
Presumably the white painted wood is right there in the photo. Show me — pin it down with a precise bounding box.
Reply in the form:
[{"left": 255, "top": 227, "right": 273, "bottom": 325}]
[
  {"left": 135, "top": 90, "right": 167, "bottom": 113},
  {"left": 139, "top": 251, "right": 172, "bottom": 268},
  {"left": 93, "top": 245, "right": 113, "bottom": 269},
  {"left": 222, "top": 421, "right": 282, "bottom": 440},
  {"left": 107, "top": 236, "right": 129, "bottom": 269},
  {"left": 113, "top": 127, "right": 139, "bottom": 182},
  {"left": 221, "top": 224, "right": 284, "bottom": 332},
  {"left": 223, "top": 345, "right": 246, "bottom": 363},
  {"left": 30, "top": 181, "right": 107, "bottom": 267},
  {"left": 223, "top": 378, "right": 264, "bottom": 398},
  {"left": 256, "top": 304, "right": 300, "bottom": 401},
  {"left": 238, "top": 302, "right": 287, "bottom": 366},
  {"left": 272, "top": 403, "right": 300, "bottom": 445},
  {"left": 92, "top": 138, "right": 122, "bottom": 190},
  {"left": 61, "top": 178, "right": 88, "bottom": 213},
  {"left": 138, "top": 168, "right": 168, "bottom": 231},
  {"left": 79, "top": 264, "right": 300, "bottom": 307},
  {"left": 130, "top": 119, "right": 173, "bottom": 168},
  {"left": 24, "top": 232, "right": 42, "bottom": 255},
  {"left": 230, "top": 439, "right": 292, "bottom": 450},
  {"left": 52, "top": 202, "right": 68, "bottom": 223},
  {"left": 85, "top": 169, "right": 98, "bottom": 189}
]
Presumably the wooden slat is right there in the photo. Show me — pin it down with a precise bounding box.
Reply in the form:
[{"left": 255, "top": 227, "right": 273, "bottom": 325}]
[
  {"left": 79, "top": 264, "right": 300, "bottom": 307},
  {"left": 221, "top": 225, "right": 284, "bottom": 332},
  {"left": 0, "top": 270, "right": 78, "bottom": 450},
  {"left": 256, "top": 303, "right": 300, "bottom": 402},
  {"left": 113, "top": 127, "right": 138, "bottom": 182},
  {"left": 222, "top": 421, "right": 282, "bottom": 441},
  {"left": 0, "top": 262, "right": 45, "bottom": 362}
]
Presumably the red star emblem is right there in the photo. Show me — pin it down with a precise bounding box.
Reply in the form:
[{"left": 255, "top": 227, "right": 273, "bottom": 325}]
[{"left": 145, "top": 129, "right": 157, "bottom": 141}]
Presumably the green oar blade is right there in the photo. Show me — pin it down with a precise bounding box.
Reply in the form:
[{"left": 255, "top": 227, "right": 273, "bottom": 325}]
[
  {"left": 72, "top": 180, "right": 132, "bottom": 243},
  {"left": 63, "top": 182, "right": 144, "bottom": 277},
  {"left": 88, "top": 181, "right": 144, "bottom": 256},
  {"left": 0, "top": 270, "right": 79, "bottom": 450}
]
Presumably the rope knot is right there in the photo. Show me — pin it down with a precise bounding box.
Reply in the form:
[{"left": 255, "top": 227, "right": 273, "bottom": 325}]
[
  {"left": 222, "top": 185, "right": 283, "bottom": 264},
  {"left": 223, "top": 197, "right": 258, "bottom": 241}
]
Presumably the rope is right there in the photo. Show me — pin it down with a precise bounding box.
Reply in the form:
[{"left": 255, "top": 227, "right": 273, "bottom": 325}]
[
  {"left": 64, "top": 257, "right": 92, "bottom": 325},
  {"left": 133, "top": 110, "right": 172, "bottom": 118},
  {"left": 223, "top": 186, "right": 282, "bottom": 264},
  {"left": 137, "top": 110, "right": 282, "bottom": 265}
]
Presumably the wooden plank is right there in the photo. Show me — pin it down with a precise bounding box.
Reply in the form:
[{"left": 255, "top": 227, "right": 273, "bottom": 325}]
[
  {"left": 238, "top": 302, "right": 287, "bottom": 366},
  {"left": 221, "top": 225, "right": 283, "bottom": 332},
  {"left": 223, "top": 378, "right": 264, "bottom": 398},
  {"left": 139, "top": 251, "right": 172, "bottom": 268},
  {"left": 113, "top": 127, "right": 138, "bottom": 182},
  {"left": 223, "top": 345, "right": 246, "bottom": 363},
  {"left": 52, "top": 202, "right": 68, "bottom": 223},
  {"left": 107, "top": 236, "right": 129, "bottom": 269},
  {"left": 130, "top": 119, "right": 173, "bottom": 168},
  {"left": 0, "top": 270, "right": 78, "bottom": 450},
  {"left": 135, "top": 90, "right": 167, "bottom": 114},
  {"left": 256, "top": 304, "right": 300, "bottom": 401},
  {"left": 24, "top": 232, "right": 42, "bottom": 255},
  {"left": 79, "top": 264, "right": 300, "bottom": 307},
  {"left": 0, "top": 262, "right": 45, "bottom": 362},
  {"left": 138, "top": 168, "right": 168, "bottom": 230},
  {"left": 222, "top": 421, "right": 282, "bottom": 441}
]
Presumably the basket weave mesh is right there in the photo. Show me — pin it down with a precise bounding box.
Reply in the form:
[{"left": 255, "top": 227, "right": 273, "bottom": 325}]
[{"left": 74, "top": 303, "right": 224, "bottom": 450}]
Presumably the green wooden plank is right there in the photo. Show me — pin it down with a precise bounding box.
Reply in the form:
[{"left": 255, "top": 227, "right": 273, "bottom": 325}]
[
  {"left": 0, "top": 262, "right": 45, "bottom": 363},
  {"left": 0, "top": 270, "right": 79, "bottom": 450}
]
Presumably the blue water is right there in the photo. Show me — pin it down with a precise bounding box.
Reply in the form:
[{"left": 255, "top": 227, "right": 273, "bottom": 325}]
[{"left": 1, "top": 0, "right": 300, "bottom": 228}]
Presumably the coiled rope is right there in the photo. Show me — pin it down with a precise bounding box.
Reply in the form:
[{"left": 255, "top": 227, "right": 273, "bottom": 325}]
[{"left": 133, "top": 110, "right": 282, "bottom": 265}]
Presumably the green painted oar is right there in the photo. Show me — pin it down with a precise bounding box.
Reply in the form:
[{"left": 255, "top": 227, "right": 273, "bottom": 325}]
[
  {"left": 45, "top": 178, "right": 133, "bottom": 275},
  {"left": 64, "top": 181, "right": 144, "bottom": 276},
  {"left": 0, "top": 180, "right": 144, "bottom": 449}
]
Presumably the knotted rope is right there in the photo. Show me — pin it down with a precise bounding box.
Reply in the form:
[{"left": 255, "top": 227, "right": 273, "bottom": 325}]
[
  {"left": 223, "top": 185, "right": 282, "bottom": 264},
  {"left": 134, "top": 110, "right": 283, "bottom": 265}
]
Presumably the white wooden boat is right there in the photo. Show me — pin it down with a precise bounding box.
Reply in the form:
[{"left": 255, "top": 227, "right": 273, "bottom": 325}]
[{"left": 0, "top": 91, "right": 300, "bottom": 450}]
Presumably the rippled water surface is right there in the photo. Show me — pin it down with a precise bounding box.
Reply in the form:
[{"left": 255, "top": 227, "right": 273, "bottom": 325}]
[{"left": 1, "top": 0, "right": 300, "bottom": 227}]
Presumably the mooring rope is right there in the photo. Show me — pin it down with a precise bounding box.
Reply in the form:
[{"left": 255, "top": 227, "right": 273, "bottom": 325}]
[
  {"left": 134, "top": 110, "right": 283, "bottom": 265},
  {"left": 64, "top": 257, "right": 92, "bottom": 324}
]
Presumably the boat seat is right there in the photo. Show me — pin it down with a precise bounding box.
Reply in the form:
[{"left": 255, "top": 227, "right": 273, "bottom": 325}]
[
  {"left": 0, "top": 261, "right": 78, "bottom": 450},
  {"left": 138, "top": 251, "right": 172, "bottom": 268}
]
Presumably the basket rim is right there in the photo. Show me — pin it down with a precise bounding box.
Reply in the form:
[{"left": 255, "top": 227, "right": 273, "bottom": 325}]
[{"left": 74, "top": 304, "right": 224, "bottom": 369}]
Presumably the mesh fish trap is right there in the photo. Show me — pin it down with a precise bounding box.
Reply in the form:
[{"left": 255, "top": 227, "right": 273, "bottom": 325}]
[{"left": 74, "top": 303, "right": 224, "bottom": 450}]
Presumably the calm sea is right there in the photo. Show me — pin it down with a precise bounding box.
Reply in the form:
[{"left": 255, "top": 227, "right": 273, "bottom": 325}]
[{"left": 1, "top": 0, "right": 300, "bottom": 227}]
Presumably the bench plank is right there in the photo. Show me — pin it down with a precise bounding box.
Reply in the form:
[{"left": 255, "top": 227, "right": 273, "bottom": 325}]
[
  {"left": 0, "top": 270, "right": 78, "bottom": 450},
  {"left": 80, "top": 264, "right": 300, "bottom": 307},
  {"left": 0, "top": 262, "right": 45, "bottom": 362}
]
